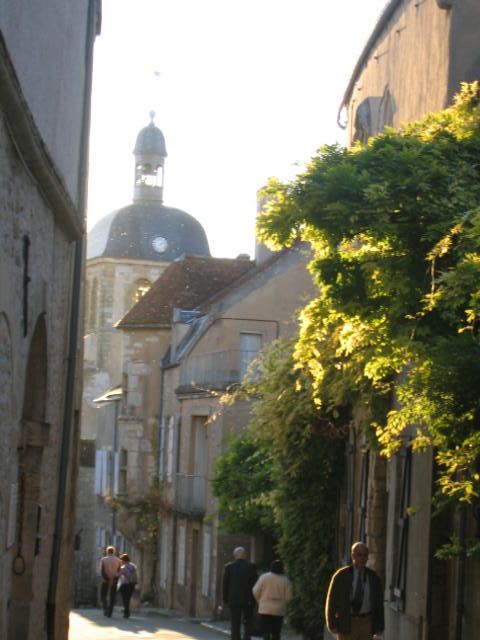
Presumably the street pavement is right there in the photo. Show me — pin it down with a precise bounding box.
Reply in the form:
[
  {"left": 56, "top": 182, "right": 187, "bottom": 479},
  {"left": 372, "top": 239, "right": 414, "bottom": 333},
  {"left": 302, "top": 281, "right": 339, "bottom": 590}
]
[
  {"left": 69, "top": 607, "right": 228, "bottom": 640},
  {"left": 69, "top": 607, "right": 304, "bottom": 640}
]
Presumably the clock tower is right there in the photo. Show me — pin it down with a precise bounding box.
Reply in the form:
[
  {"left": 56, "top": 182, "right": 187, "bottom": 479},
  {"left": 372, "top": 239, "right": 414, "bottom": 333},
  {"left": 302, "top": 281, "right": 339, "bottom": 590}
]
[
  {"left": 133, "top": 110, "right": 167, "bottom": 205},
  {"left": 78, "top": 113, "right": 211, "bottom": 591}
]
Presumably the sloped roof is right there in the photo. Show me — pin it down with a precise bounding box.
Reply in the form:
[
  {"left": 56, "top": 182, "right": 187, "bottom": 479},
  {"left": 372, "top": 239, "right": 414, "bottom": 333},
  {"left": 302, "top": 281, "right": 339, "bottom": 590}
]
[
  {"left": 171, "top": 242, "right": 313, "bottom": 364},
  {"left": 196, "top": 247, "right": 289, "bottom": 313},
  {"left": 116, "top": 255, "right": 254, "bottom": 328}
]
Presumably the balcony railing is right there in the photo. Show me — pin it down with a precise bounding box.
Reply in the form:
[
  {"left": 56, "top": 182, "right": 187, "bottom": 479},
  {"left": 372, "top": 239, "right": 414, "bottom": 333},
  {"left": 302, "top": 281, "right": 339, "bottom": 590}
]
[
  {"left": 174, "top": 473, "right": 207, "bottom": 516},
  {"left": 178, "top": 350, "right": 259, "bottom": 391}
]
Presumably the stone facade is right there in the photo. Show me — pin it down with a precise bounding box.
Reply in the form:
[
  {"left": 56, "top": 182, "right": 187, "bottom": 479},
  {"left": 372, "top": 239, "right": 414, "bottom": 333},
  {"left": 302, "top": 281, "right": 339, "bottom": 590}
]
[
  {"left": 0, "top": 2, "right": 99, "bottom": 638},
  {"left": 339, "top": 1, "right": 480, "bottom": 639},
  {"left": 74, "top": 118, "right": 212, "bottom": 605},
  {"left": 113, "top": 242, "right": 317, "bottom": 618}
]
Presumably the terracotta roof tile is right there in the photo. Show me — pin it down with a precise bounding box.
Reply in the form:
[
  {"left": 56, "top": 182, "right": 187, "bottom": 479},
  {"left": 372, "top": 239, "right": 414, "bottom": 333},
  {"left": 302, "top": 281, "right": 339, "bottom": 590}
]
[{"left": 116, "top": 255, "right": 254, "bottom": 328}]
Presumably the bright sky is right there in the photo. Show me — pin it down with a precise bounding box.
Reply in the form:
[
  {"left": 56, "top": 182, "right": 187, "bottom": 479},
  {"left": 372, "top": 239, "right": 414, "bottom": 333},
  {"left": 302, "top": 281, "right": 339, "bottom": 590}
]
[{"left": 87, "top": 0, "right": 387, "bottom": 259}]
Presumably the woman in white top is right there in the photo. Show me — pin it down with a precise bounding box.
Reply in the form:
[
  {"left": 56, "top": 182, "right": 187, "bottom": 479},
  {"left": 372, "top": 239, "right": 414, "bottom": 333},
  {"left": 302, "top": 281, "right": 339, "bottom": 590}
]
[{"left": 253, "top": 560, "right": 293, "bottom": 640}]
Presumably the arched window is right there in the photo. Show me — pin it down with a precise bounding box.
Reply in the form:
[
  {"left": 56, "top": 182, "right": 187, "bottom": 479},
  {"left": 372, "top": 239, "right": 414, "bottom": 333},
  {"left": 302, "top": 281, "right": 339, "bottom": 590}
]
[
  {"left": 378, "top": 86, "right": 395, "bottom": 132},
  {"left": 353, "top": 100, "right": 372, "bottom": 145},
  {"left": 132, "top": 278, "right": 151, "bottom": 305}
]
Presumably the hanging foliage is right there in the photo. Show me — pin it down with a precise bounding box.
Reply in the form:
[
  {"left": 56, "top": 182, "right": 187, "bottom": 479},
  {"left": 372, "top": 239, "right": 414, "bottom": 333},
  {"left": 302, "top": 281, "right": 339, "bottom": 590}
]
[
  {"left": 256, "top": 83, "right": 480, "bottom": 508},
  {"left": 211, "top": 432, "right": 277, "bottom": 537},
  {"left": 213, "top": 340, "right": 345, "bottom": 639}
]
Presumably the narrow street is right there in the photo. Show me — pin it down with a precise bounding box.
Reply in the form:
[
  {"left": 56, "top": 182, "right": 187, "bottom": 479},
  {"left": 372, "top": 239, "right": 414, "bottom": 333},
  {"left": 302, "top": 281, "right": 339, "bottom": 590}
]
[{"left": 69, "top": 608, "right": 228, "bottom": 640}]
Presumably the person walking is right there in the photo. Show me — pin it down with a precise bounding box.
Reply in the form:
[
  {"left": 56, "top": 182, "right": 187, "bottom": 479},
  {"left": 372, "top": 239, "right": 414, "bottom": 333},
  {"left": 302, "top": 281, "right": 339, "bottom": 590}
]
[
  {"left": 223, "top": 546, "right": 258, "bottom": 640},
  {"left": 253, "top": 559, "right": 292, "bottom": 640},
  {"left": 99, "top": 545, "right": 121, "bottom": 617},
  {"left": 325, "top": 541, "right": 384, "bottom": 640},
  {"left": 117, "top": 552, "right": 138, "bottom": 618}
]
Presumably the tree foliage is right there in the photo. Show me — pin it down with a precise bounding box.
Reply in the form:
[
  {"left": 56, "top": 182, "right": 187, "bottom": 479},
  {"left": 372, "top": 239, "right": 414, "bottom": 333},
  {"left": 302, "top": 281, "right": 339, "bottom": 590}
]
[
  {"left": 211, "top": 432, "right": 276, "bottom": 537},
  {"left": 256, "top": 83, "right": 480, "bottom": 507},
  {"left": 213, "top": 340, "right": 345, "bottom": 639}
]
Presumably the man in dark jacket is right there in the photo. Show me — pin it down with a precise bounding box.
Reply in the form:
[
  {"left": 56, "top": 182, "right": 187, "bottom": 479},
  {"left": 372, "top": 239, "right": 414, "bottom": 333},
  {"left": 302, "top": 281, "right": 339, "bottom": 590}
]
[
  {"left": 325, "top": 541, "right": 384, "bottom": 640},
  {"left": 222, "top": 546, "right": 258, "bottom": 640}
]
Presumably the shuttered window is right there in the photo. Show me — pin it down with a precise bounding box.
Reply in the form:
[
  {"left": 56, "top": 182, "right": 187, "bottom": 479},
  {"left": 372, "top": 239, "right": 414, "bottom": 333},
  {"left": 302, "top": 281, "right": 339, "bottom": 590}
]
[{"left": 393, "top": 446, "right": 412, "bottom": 611}]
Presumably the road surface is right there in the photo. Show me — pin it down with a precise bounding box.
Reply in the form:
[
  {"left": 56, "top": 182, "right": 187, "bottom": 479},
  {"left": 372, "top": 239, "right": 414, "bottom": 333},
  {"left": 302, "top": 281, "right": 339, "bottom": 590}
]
[{"left": 69, "top": 608, "right": 228, "bottom": 640}]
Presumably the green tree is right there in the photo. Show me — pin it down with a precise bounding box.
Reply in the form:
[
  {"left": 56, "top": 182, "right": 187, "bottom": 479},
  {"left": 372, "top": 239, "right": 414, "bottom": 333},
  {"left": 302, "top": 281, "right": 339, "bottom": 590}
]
[
  {"left": 256, "top": 83, "right": 480, "bottom": 510},
  {"left": 211, "top": 432, "right": 276, "bottom": 537},
  {"left": 214, "top": 340, "right": 345, "bottom": 639}
]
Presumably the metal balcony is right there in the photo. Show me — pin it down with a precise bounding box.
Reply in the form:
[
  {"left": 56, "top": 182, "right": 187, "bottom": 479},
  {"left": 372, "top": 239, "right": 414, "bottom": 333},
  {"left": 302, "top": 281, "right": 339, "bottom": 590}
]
[{"left": 178, "top": 349, "right": 259, "bottom": 392}]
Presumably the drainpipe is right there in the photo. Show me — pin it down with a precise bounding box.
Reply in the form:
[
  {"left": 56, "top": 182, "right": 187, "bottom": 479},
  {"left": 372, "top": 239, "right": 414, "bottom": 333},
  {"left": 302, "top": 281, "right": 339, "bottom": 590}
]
[
  {"left": 157, "top": 363, "right": 166, "bottom": 481},
  {"left": 151, "top": 350, "right": 169, "bottom": 597},
  {"left": 111, "top": 398, "right": 120, "bottom": 542},
  {"left": 46, "top": 1, "right": 99, "bottom": 637}
]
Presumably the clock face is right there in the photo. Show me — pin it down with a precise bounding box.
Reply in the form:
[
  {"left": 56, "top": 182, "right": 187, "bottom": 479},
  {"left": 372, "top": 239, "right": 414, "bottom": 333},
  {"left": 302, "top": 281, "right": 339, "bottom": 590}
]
[{"left": 152, "top": 236, "right": 168, "bottom": 253}]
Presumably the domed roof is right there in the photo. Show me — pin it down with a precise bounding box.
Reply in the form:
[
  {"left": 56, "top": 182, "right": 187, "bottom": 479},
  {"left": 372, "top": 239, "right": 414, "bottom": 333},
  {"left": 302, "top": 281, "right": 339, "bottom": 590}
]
[
  {"left": 133, "top": 111, "right": 167, "bottom": 157},
  {"left": 87, "top": 203, "right": 210, "bottom": 261}
]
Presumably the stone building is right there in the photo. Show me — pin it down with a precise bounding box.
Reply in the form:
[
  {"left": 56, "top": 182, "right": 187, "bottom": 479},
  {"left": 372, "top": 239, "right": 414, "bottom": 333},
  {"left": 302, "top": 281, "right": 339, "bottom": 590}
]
[
  {"left": 336, "top": 1, "right": 480, "bottom": 639},
  {"left": 0, "top": 1, "right": 99, "bottom": 638},
  {"left": 114, "top": 239, "right": 316, "bottom": 617},
  {"left": 74, "top": 114, "right": 211, "bottom": 604},
  {"left": 114, "top": 253, "right": 256, "bottom": 600}
]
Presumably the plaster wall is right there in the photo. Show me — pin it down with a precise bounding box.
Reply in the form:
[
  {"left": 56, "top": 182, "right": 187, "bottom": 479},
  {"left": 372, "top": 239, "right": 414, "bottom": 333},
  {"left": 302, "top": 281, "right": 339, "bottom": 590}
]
[
  {"left": 0, "top": 0, "right": 91, "bottom": 205},
  {"left": 211, "top": 247, "right": 314, "bottom": 337},
  {"left": 186, "top": 248, "right": 315, "bottom": 361},
  {"left": 346, "top": 0, "right": 451, "bottom": 143},
  {"left": 161, "top": 250, "right": 316, "bottom": 618}
]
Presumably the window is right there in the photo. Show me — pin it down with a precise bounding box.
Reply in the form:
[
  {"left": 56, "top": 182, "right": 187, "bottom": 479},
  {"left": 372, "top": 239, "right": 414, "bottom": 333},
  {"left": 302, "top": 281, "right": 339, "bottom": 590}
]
[
  {"left": 378, "top": 86, "right": 395, "bottom": 132},
  {"left": 132, "top": 278, "right": 151, "bottom": 305},
  {"left": 167, "top": 416, "right": 175, "bottom": 482},
  {"left": 239, "top": 332, "right": 262, "bottom": 379},
  {"left": 115, "top": 449, "right": 127, "bottom": 495},
  {"left": 96, "top": 527, "right": 107, "bottom": 555},
  {"left": 95, "top": 449, "right": 109, "bottom": 496},
  {"left": 177, "top": 523, "right": 186, "bottom": 586},
  {"left": 160, "top": 522, "right": 168, "bottom": 588},
  {"left": 353, "top": 99, "right": 372, "bottom": 144},
  {"left": 358, "top": 450, "right": 370, "bottom": 541},
  {"left": 202, "top": 529, "right": 211, "bottom": 596},
  {"left": 115, "top": 533, "right": 124, "bottom": 553},
  {"left": 392, "top": 445, "right": 412, "bottom": 610},
  {"left": 342, "top": 430, "right": 356, "bottom": 563}
]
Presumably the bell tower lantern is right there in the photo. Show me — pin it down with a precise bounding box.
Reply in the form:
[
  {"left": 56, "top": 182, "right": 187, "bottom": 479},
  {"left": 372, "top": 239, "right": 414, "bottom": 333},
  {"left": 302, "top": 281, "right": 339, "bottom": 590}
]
[{"left": 133, "top": 111, "right": 167, "bottom": 203}]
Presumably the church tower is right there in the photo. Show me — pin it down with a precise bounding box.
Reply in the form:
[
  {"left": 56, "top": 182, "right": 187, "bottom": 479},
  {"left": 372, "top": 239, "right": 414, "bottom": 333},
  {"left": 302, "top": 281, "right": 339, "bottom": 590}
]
[
  {"left": 133, "top": 110, "right": 167, "bottom": 204},
  {"left": 74, "top": 115, "right": 210, "bottom": 604}
]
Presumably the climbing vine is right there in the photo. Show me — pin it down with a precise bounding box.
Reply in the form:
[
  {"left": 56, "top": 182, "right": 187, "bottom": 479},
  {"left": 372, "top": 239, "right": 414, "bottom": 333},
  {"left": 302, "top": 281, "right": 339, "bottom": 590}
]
[
  {"left": 211, "top": 432, "right": 276, "bottom": 538},
  {"left": 214, "top": 340, "right": 345, "bottom": 638},
  {"left": 256, "top": 83, "right": 480, "bottom": 509}
]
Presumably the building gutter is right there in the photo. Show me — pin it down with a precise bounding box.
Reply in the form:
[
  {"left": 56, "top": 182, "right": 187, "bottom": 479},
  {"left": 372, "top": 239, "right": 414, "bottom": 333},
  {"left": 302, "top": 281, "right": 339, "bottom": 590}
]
[{"left": 46, "top": 1, "right": 100, "bottom": 638}]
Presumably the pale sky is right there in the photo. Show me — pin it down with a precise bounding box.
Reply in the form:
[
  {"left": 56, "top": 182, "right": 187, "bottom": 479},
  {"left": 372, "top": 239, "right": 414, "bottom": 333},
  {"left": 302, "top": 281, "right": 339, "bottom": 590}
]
[{"left": 87, "top": 0, "right": 387, "bottom": 259}]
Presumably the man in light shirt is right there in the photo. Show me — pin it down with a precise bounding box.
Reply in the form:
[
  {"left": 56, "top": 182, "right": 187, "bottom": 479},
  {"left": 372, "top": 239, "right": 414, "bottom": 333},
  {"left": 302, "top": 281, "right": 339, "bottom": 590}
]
[
  {"left": 99, "top": 545, "right": 122, "bottom": 617},
  {"left": 325, "top": 541, "right": 384, "bottom": 640}
]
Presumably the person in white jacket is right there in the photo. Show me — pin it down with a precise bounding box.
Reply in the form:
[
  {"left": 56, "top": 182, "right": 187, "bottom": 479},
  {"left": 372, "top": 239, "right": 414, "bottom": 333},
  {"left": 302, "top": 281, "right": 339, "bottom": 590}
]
[{"left": 252, "top": 560, "right": 293, "bottom": 640}]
